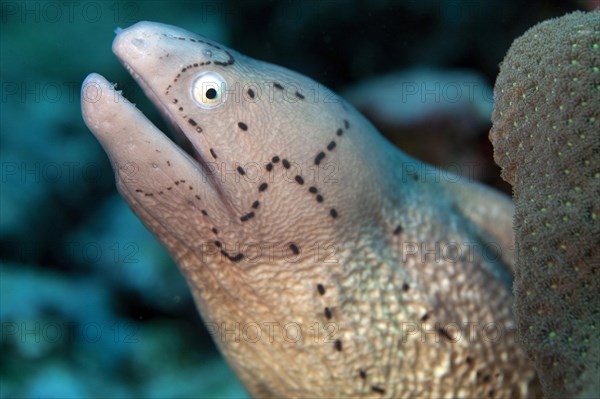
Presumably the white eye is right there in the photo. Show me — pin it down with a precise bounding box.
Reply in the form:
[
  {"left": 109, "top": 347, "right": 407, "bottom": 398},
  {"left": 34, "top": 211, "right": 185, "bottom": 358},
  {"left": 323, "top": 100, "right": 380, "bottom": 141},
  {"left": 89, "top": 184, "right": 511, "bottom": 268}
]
[{"left": 191, "top": 72, "right": 226, "bottom": 109}]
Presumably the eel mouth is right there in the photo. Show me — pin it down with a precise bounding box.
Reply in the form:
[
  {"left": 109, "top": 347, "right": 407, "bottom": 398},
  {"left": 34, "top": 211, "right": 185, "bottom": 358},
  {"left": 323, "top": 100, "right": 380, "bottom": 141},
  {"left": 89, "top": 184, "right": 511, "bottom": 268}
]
[
  {"left": 119, "top": 60, "right": 203, "bottom": 164},
  {"left": 116, "top": 57, "right": 237, "bottom": 216},
  {"left": 84, "top": 21, "right": 240, "bottom": 217},
  {"left": 82, "top": 71, "right": 241, "bottom": 230},
  {"left": 110, "top": 22, "right": 217, "bottom": 182}
]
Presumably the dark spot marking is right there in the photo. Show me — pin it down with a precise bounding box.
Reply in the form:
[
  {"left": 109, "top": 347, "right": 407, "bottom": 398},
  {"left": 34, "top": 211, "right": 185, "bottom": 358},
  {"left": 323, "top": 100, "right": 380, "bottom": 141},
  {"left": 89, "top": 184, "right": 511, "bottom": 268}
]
[
  {"left": 336, "top": 128, "right": 343, "bottom": 136},
  {"left": 266, "top": 163, "right": 273, "bottom": 172},
  {"left": 237, "top": 166, "right": 245, "bottom": 175},
  {"left": 210, "top": 148, "right": 217, "bottom": 159},
  {"left": 316, "top": 195, "right": 324, "bottom": 203},
  {"left": 195, "top": 195, "right": 201, "bottom": 200},
  {"left": 327, "top": 141, "right": 336, "bottom": 151},
  {"left": 201, "top": 210, "right": 208, "bottom": 216},
  {"left": 178, "top": 107, "right": 183, "bottom": 111},
  {"left": 314, "top": 151, "right": 326, "bottom": 165},
  {"left": 344, "top": 119, "right": 350, "bottom": 129},
  {"left": 282, "top": 159, "right": 290, "bottom": 169},
  {"left": 213, "top": 50, "right": 235, "bottom": 67},
  {"left": 295, "top": 91, "right": 304, "bottom": 100},
  {"left": 289, "top": 243, "right": 299, "bottom": 255},
  {"left": 247, "top": 88, "right": 255, "bottom": 98},
  {"left": 402, "top": 283, "right": 410, "bottom": 292},
  {"left": 466, "top": 356, "right": 473, "bottom": 364},
  {"left": 167, "top": 187, "right": 172, "bottom": 190},
  {"left": 240, "top": 212, "right": 255, "bottom": 222},
  {"left": 251, "top": 200, "right": 260, "bottom": 209},
  {"left": 272, "top": 156, "right": 280, "bottom": 163},
  {"left": 273, "top": 82, "right": 283, "bottom": 90},
  {"left": 317, "top": 284, "right": 326, "bottom": 295},
  {"left": 238, "top": 122, "right": 248, "bottom": 131},
  {"left": 172, "top": 98, "right": 178, "bottom": 104},
  {"left": 196, "top": 127, "right": 203, "bottom": 133},
  {"left": 188, "top": 118, "right": 197, "bottom": 126},
  {"left": 482, "top": 374, "right": 491, "bottom": 383},
  {"left": 438, "top": 327, "right": 453, "bottom": 341},
  {"left": 371, "top": 386, "right": 385, "bottom": 395},
  {"left": 221, "top": 250, "right": 244, "bottom": 262},
  {"left": 145, "top": 193, "right": 153, "bottom": 197},
  {"left": 189, "top": 186, "right": 193, "bottom": 190},
  {"left": 330, "top": 209, "right": 338, "bottom": 218},
  {"left": 175, "top": 181, "right": 180, "bottom": 185},
  {"left": 334, "top": 339, "right": 342, "bottom": 351},
  {"left": 214, "top": 241, "right": 222, "bottom": 248},
  {"left": 421, "top": 313, "right": 429, "bottom": 321},
  {"left": 212, "top": 227, "right": 219, "bottom": 234},
  {"left": 158, "top": 191, "right": 163, "bottom": 195},
  {"left": 229, "top": 253, "right": 244, "bottom": 262},
  {"left": 135, "top": 189, "right": 143, "bottom": 193},
  {"left": 359, "top": 369, "right": 367, "bottom": 379},
  {"left": 166, "top": 160, "right": 171, "bottom": 166},
  {"left": 295, "top": 175, "right": 304, "bottom": 185},
  {"left": 259, "top": 182, "right": 268, "bottom": 192},
  {"left": 180, "top": 180, "right": 186, "bottom": 183},
  {"left": 488, "top": 389, "right": 495, "bottom": 397},
  {"left": 393, "top": 225, "right": 403, "bottom": 235},
  {"left": 309, "top": 186, "right": 318, "bottom": 194},
  {"left": 324, "top": 307, "right": 332, "bottom": 319}
]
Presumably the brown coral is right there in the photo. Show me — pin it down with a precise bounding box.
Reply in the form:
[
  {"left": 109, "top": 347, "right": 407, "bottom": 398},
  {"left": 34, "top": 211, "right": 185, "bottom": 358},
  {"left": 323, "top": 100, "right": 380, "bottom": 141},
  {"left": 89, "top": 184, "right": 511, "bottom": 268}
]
[{"left": 490, "top": 10, "right": 600, "bottom": 399}]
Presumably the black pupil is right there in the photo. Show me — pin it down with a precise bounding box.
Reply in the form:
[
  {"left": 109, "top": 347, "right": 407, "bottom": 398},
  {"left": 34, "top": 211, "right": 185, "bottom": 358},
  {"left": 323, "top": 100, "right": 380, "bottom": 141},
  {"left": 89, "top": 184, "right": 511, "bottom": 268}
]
[{"left": 206, "top": 88, "right": 217, "bottom": 100}]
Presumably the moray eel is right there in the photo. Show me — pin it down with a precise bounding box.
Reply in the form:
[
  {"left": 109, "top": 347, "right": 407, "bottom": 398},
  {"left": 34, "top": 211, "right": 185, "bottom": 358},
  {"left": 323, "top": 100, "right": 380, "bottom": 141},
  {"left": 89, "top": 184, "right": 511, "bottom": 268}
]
[{"left": 81, "top": 22, "right": 539, "bottom": 398}]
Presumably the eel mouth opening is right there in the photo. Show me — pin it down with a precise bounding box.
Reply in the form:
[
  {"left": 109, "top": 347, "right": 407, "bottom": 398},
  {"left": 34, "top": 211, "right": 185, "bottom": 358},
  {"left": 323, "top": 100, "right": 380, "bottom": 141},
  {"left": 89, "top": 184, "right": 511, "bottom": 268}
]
[
  {"left": 166, "top": 118, "right": 213, "bottom": 178},
  {"left": 119, "top": 61, "right": 238, "bottom": 215},
  {"left": 110, "top": 24, "right": 233, "bottom": 206},
  {"left": 120, "top": 60, "right": 207, "bottom": 169}
]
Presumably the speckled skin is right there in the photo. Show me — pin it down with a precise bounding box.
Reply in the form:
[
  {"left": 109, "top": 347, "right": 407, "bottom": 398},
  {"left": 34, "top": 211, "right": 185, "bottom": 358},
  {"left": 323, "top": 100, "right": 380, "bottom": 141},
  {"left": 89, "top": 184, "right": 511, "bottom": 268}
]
[
  {"left": 82, "top": 22, "right": 539, "bottom": 398},
  {"left": 490, "top": 11, "right": 600, "bottom": 399}
]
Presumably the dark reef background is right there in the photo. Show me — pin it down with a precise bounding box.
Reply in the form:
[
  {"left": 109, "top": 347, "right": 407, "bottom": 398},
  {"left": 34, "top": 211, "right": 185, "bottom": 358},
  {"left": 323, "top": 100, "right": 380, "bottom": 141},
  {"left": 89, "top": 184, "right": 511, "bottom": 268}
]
[{"left": 0, "top": 1, "right": 593, "bottom": 397}]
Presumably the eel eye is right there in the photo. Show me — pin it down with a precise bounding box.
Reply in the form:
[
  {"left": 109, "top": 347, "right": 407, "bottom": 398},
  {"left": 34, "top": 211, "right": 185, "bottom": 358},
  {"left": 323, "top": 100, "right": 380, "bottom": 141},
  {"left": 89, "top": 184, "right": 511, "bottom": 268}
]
[{"left": 191, "top": 72, "right": 226, "bottom": 109}]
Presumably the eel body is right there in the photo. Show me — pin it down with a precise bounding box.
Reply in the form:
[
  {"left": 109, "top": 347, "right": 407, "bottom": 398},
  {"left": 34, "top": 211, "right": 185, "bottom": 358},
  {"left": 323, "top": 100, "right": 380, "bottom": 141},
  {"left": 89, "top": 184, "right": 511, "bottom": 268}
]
[{"left": 81, "top": 22, "right": 538, "bottom": 398}]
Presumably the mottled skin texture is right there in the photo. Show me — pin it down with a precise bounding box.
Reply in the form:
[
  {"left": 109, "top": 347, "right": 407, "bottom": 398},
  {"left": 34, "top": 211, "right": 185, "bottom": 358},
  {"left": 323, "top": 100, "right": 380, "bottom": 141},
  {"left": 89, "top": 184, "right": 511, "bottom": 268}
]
[
  {"left": 82, "top": 22, "right": 539, "bottom": 398},
  {"left": 490, "top": 11, "right": 600, "bottom": 399}
]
